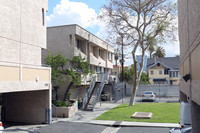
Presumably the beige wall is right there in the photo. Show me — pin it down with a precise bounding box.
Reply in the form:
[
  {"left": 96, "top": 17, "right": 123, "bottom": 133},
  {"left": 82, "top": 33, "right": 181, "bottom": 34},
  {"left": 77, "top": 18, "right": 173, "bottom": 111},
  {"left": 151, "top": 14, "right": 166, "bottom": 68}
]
[
  {"left": 0, "top": 63, "right": 51, "bottom": 93},
  {"left": 0, "top": 66, "right": 20, "bottom": 81},
  {"left": 23, "top": 68, "right": 50, "bottom": 81},
  {"left": 0, "top": 64, "right": 50, "bottom": 82}
]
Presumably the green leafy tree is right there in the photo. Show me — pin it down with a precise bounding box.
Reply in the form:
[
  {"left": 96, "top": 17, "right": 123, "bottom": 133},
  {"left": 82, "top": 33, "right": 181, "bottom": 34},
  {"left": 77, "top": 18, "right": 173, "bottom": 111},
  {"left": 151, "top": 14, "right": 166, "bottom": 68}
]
[
  {"left": 140, "top": 72, "right": 149, "bottom": 84},
  {"left": 119, "top": 65, "right": 134, "bottom": 83},
  {"left": 44, "top": 52, "right": 68, "bottom": 100},
  {"left": 44, "top": 52, "right": 91, "bottom": 102},
  {"left": 62, "top": 55, "right": 90, "bottom": 102}
]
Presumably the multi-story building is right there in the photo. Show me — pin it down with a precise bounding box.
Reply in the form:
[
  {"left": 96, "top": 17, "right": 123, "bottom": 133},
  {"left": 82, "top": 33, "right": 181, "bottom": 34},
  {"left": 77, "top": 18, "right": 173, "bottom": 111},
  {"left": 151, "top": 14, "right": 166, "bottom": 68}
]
[
  {"left": 147, "top": 57, "right": 180, "bottom": 85},
  {"left": 178, "top": 0, "right": 200, "bottom": 132},
  {"left": 42, "top": 24, "right": 114, "bottom": 100},
  {"left": 0, "top": 0, "right": 51, "bottom": 124}
]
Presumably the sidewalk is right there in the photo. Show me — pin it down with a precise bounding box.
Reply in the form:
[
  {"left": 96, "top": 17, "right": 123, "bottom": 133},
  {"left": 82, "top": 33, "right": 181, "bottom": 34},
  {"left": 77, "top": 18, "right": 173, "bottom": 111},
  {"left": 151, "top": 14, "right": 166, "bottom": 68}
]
[
  {"left": 53, "top": 102, "right": 121, "bottom": 123},
  {"left": 54, "top": 97, "right": 180, "bottom": 128}
]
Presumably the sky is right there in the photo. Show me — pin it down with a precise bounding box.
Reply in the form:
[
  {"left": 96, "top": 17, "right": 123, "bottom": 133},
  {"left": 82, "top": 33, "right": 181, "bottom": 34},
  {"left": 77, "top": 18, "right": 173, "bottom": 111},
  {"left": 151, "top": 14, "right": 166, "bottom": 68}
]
[{"left": 47, "top": 0, "right": 180, "bottom": 66}]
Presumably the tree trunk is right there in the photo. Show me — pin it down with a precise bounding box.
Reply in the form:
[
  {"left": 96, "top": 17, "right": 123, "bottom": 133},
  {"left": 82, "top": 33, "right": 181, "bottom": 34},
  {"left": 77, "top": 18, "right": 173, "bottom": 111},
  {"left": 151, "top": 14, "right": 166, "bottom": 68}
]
[
  {"left": 54, "top": 86, "right": 59, "bottom": 100},
  {"left": 129, "top": 52, "right": 138, "bottom": 106},
  {"left": 63, "top": 82, "right": 74, "bottom": 101},
  {"left": 129, "top": 80, "right": 140, "bottom": 106},
  {"left": 129, "top": 51, "right": 145, "bottom": 106}
]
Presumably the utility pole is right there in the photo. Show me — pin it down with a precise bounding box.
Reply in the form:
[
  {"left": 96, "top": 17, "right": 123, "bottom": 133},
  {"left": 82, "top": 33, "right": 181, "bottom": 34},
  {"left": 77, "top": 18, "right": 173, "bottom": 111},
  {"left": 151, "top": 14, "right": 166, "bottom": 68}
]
[
  {"left": 120, "top": 34, "right": 124, "bottom": 104},
  {"left": 121, "top": 35, "right": 124, "bottom": 82}
]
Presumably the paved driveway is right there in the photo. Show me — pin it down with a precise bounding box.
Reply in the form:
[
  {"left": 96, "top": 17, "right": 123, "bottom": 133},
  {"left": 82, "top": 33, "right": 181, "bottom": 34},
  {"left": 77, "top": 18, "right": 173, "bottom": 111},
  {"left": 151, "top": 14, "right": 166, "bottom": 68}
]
[{"left": 36, "top": 122, "right": 170, "bottom": 133}]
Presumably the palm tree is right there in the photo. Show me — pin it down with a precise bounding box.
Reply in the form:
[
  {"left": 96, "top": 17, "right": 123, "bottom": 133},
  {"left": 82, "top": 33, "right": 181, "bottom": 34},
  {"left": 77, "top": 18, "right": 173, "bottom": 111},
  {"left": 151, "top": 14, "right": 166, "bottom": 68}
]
[
  {"left": 114, "top": 53, "right": 119, "bottom": 66},
  {"left": 114, "top": 49, "right": 120, "bottom": 66},
  {"left": 146, "top": 37, "right": 157, "bottom": 58},
  {"left": 148, "top": 45, "right": 155, "bottom": 58},
  {"left": 153, "top": 46, "right": 166, "bottom": 58}
]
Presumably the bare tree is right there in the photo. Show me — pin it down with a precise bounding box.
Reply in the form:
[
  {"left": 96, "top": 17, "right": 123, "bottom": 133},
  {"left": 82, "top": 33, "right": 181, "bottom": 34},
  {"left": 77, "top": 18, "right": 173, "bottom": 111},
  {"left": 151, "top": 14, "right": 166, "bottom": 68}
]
[{"left": 99, "top": 0, "right": 176, "bottom": 106}]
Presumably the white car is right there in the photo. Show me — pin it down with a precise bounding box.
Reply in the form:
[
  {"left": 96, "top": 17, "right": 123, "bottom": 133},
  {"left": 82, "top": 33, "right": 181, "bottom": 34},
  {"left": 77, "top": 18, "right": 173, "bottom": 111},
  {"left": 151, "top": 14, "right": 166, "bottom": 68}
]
[{"left": 142, "top": 91, "right": 156, "bottom": 101}]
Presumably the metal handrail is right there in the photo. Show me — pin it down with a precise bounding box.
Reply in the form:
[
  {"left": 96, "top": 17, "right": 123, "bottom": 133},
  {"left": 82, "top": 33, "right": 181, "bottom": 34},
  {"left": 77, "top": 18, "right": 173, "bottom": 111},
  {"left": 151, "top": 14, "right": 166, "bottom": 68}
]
[
  {"left": 92, "top": 72, "right": 107, "bottom": 109},
  {"left": 82, "top": 77, "right": 96, "bottom": 109},
  {"left": 52, "top": 104, "right": 58, "bottom": 120}
]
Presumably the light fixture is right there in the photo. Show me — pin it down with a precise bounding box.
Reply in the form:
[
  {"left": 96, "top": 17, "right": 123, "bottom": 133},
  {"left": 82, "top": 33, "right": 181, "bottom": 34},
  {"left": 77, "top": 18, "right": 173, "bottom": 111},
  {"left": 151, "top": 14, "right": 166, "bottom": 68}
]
[{"left": 183, "top": 73, "right": 191, "bottom": 82}]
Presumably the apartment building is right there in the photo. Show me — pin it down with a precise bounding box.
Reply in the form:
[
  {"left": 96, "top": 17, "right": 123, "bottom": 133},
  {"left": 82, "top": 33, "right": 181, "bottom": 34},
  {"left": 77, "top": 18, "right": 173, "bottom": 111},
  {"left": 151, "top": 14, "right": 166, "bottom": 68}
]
[
  {"left": 42, "top": 24, "right": 114, "bottom": 100},
  {"left": 147, "top": 57, "right": 180, "bottom": 85},
  {"left": 0, "top": 0, "right": 51, "bottom": 124},
  {"left": 178, "top": 0, "right": 200, "bottom": 132}
]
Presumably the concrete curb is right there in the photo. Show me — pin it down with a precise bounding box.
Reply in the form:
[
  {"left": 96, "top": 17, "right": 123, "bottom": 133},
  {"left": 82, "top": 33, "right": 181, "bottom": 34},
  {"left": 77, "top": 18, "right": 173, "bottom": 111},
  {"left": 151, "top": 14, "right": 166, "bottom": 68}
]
[{"left": 86, "top": 120, "right": 181, "bottom": 128}]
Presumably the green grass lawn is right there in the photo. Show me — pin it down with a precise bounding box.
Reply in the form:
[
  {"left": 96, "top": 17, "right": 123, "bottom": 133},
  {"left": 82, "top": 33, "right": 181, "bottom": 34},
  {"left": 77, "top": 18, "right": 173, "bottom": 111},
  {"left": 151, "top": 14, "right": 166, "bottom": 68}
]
[{"left": 96, "top": 103, "right": 180, "bottom": 123}]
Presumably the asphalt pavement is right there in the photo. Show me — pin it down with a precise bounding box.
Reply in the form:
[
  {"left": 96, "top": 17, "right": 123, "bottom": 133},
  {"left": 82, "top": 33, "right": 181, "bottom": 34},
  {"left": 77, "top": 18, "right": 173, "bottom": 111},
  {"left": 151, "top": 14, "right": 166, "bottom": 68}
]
[{"left": 36, "top": 121, "right": 170, "bottom": 133}]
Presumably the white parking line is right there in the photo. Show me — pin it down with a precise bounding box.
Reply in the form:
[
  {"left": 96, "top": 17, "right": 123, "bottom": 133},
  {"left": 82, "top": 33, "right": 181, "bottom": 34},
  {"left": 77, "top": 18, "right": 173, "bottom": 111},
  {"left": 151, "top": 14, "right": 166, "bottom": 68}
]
[{"left": 101, "top": 127, "right": 121, "bottom": 133}]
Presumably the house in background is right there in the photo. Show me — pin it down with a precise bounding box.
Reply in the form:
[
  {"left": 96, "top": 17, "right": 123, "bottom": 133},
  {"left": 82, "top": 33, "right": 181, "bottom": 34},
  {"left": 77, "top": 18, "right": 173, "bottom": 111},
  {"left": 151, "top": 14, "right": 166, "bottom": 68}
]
[
  {"left": 42, "top": 24, "right": 114, "bottom": 101},
  {"left": 147, "top": 57, "right": 180, "bottom": 85},
  {"left": 0, "top": 0, "right": 51, "bottom": 124}
]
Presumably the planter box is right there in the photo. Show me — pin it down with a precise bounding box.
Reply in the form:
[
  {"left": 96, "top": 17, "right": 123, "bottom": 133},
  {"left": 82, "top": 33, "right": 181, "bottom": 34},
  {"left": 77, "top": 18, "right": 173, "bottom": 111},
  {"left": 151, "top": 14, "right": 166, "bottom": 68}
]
[{"left": 53, "top": 101, "right": 78, "bottom": 118}]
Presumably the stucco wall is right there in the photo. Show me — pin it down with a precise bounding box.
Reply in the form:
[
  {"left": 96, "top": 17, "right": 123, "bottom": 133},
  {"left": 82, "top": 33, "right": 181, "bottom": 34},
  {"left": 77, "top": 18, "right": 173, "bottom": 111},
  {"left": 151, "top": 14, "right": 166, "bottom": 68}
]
[
  {"left": 178, "top": 0, "right": 200, "bottom": 104},
  {"left": 43, "top": 25, "right": 76, "bottom": 61},
  {"left": 179, "top": 1, "right": 200, "bottom": 131},
  {"left": 0, "top": 0, "right": 48, "bottom": 66},
  {"left": 44, "top": 25, "right": 114, "bottom": 70}
]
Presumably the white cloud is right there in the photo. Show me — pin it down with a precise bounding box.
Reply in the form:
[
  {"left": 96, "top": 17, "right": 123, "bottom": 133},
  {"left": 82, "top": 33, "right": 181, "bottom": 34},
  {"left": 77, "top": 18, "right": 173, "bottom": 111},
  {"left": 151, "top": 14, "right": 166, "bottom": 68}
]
[{"left": 47, "top": 0, "right": 98, "bottom": 28}]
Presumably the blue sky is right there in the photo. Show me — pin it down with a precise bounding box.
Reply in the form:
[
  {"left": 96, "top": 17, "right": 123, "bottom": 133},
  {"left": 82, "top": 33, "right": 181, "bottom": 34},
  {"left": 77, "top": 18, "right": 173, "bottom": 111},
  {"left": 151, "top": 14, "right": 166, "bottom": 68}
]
[
  {"left": 47, "top": 0, "right": 107, "bottom": 15},
  {"left": 47, "top": 0, "right": 108, "bottom": 35},
  {"left": 47, "top": 0, "right": 180, "bottom": 66}
]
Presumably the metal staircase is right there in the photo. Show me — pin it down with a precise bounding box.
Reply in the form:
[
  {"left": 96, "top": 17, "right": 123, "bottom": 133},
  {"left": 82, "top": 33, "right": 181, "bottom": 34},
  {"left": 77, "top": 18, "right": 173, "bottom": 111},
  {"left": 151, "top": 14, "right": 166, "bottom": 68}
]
[{"left": 82, "top": 73, "right": 107, "bottom": 111}]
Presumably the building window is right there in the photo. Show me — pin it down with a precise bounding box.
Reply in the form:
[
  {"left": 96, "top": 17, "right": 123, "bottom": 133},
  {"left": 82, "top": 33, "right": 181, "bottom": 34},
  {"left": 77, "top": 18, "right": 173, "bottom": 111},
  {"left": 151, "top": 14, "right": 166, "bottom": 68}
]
[
  {"left": 99, "top": 49, "right": 102, "bottom": 57},
  {"left": 69, "top": 35, "right": 72, "bottom": 45},
  {"left": 169, "top": 72, "right": 172, "bottom": 77},
  {"left": 150, "top": 70, "right": 154, "bottom": 75},
  {"left": 96, "top": 66, "right": 98, "bottom": 73},
  {"left": 108, "top": 53, "right": 112, "bottom": 61},
  {"left": 174, "top": 71, "right": 178, "bottom": 77},
  {"left": 164, "top": 68, "right": 169, "bottom": 74},
  {"left": 159, "top": 70, "right": 162, "bottom": 75},
  {"left": 77, "top": 39, "right": 81, "bottom": 50},
  {"left": 42, "top": 8, "right": 45, "bottom": 26}
]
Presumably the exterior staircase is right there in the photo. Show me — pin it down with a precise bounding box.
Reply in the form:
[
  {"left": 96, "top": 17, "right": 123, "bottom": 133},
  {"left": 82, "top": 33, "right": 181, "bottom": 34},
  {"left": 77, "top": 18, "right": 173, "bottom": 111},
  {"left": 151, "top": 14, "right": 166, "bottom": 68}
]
[
  {"left": 84, "top": 82, "right": 101, "bottom": 111},
  {"left": 82, "top": 73, "right": 107, "bottom": 111}
]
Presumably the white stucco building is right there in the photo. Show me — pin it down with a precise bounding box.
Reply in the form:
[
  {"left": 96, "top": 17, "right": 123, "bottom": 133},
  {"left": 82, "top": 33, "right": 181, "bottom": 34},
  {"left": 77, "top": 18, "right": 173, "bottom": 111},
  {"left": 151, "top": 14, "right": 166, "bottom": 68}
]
[{"left": 0, "top": 0, "right": 51, "bottom": 124}]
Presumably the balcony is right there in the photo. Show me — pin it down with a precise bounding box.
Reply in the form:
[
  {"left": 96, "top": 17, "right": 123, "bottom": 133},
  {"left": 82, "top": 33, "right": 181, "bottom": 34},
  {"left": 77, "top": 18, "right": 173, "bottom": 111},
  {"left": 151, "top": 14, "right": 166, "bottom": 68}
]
[
  {"left": 0, "top": 62, "right": 51, "bottom": 93},
  {"left": 90, "top": 53, "right": 105, "bottom": 67},
  {"left": 107, "top": 60, "right": 113, "bottom": 69},
  {"left": 74, "top": 47, "right": 87, "bottom": 60}
]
